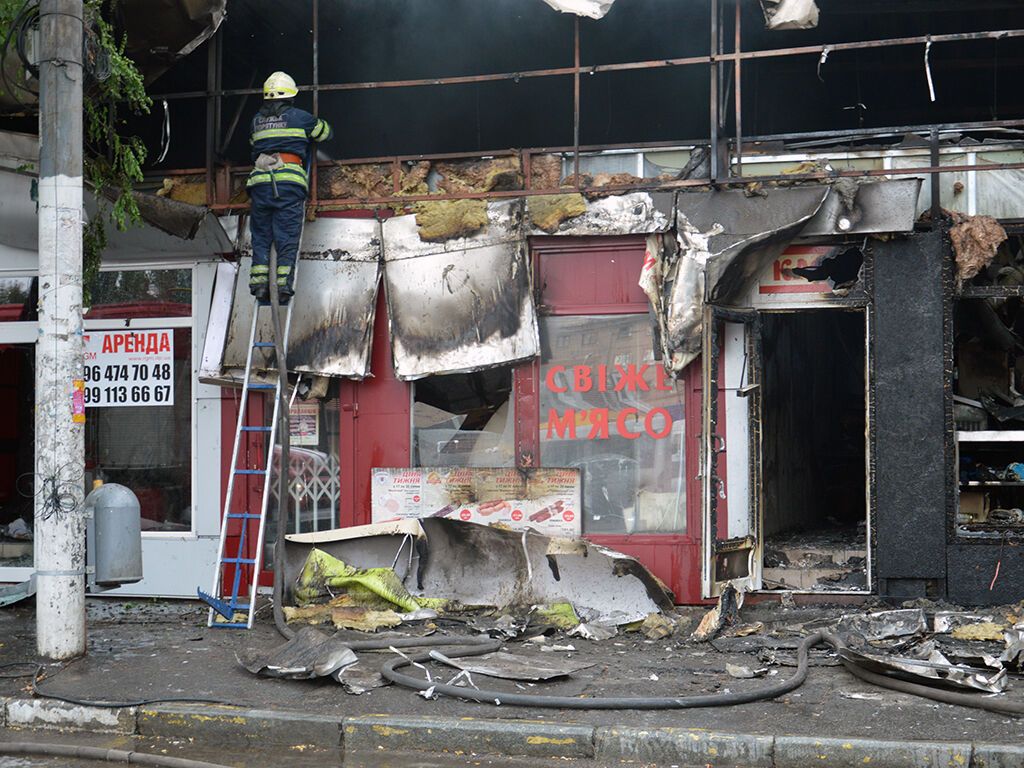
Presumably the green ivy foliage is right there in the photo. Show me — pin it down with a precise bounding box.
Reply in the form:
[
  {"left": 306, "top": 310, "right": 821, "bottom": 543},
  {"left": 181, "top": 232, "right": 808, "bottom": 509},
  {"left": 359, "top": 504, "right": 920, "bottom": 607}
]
[{"left": 0, "top": 0, "right": 152, "bottom": 303}]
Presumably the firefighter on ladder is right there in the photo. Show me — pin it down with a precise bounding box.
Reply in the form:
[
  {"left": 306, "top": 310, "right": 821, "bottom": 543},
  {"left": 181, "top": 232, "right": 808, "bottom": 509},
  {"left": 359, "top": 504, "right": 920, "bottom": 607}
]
[{"left": 247, "top": 71, "right": 333, "bottom": 303}]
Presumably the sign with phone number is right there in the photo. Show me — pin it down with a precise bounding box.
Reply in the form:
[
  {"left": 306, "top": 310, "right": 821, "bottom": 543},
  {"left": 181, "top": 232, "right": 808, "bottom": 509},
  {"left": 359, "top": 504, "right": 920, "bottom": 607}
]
[{"left": 82, "top": 330, "right": 175, "bottom": 408}]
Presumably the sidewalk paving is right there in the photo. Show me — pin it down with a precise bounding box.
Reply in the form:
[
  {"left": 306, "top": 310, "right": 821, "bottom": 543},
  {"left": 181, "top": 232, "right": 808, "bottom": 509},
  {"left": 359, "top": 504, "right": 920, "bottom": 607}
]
[{"left": 0, "top": 599, "right": 1021, "bottom": 766}]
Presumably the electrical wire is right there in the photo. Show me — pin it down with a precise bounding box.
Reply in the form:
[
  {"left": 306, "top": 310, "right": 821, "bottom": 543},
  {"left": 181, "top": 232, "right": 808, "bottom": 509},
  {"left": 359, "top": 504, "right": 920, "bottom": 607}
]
[{"left": 0, "top": 662, "right": 244, "bottom": 709}]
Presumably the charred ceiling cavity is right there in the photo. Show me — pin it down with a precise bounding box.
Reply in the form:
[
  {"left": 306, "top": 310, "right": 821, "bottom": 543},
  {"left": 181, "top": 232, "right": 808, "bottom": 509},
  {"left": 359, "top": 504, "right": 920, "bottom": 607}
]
[
  {"left": 117, "top": 0, "right": 226, "bottom": 84},
  {"left": 789, "top": 246, "right": 864, "bottom": 293}
]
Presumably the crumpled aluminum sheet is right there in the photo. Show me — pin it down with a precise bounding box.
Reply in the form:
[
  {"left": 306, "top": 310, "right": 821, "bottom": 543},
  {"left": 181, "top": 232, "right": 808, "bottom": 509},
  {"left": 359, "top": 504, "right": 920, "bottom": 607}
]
[
  {"left": 237, "top": 626, "right": 358, "bottom": 679},
  {"left": 541, "top": 0, "right": 616, "bottom": 20},
  {"left": 528, "top": 192, "right": 673, "bottom": 237},
  {"left": 643, "top": 186, "right": 828, "bottom": 375},
  {"left": 382, "top": 201, "right": 539, "bottom": 380},
  {"left": 219, "top": 216, "right": 382, "bottom": 381},
  {"left": 430, "top": 650, "right": 594, "bottom": 681},
  {"left": 282, "top": 517, "right": 674, "bottom": 626},
  {"left": 1000, "top": 628, "right": 1024, "bottom": 671},
  {"left": 836, "top": 609, "right": 927, "bottom": 642},
  {"left": 838, "top": 645, "right": 1008, "bottom": 694}
]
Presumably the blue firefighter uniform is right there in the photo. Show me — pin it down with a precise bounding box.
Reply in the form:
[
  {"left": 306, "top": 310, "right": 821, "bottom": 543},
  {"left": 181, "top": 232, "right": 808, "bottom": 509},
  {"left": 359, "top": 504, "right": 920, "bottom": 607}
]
[{"left": 246, "top": 101, "right": 332, "bottom": 301}]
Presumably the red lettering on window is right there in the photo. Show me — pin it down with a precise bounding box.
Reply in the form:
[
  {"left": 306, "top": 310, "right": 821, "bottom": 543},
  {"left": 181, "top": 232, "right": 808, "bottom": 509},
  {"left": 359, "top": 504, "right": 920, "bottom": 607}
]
[
  {"left": 614, "top": 363, "right": 650, "bottom": 392},
  {"left": 586, "top": 408, "right": 609, "bottom": 439},
  {"left": 545, "top": 365, "right": 567, "bottom": 393},
  {"left": 617, "top": 408, "right": 641, "bottom": 439},
  {"left": 547, "top": 409, "right": 577, "bottom": 440},
  {"left": 645, "top": 408, "right": 673, "bottom": 439},
  {"left": 573, "top": 366, "right": 593, "bottom": 392}
]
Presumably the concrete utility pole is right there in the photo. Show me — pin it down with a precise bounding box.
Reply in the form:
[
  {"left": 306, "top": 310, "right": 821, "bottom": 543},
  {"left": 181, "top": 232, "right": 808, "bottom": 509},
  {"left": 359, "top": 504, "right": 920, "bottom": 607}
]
[{"left": 35, "top": 0, "right": 85, "bottom": 659}]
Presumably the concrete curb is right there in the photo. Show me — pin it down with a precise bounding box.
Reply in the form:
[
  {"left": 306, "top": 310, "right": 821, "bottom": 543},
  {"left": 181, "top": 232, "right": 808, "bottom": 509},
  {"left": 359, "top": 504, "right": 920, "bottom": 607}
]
[
  {"left": 2, "top": 696, "right": 1023, "bottom": 766},
  {"left": 343, "top": 714, "right": 595, "bottom": 758}
]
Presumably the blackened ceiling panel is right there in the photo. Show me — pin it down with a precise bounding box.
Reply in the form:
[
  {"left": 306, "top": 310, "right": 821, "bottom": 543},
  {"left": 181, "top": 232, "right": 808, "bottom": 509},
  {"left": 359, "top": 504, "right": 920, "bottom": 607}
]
[
  {"left": 382, "top": 201, "right": 539, "bottom": 381},
  {"left": 218, "top": 217, "right": 382, "bottom": 381}
]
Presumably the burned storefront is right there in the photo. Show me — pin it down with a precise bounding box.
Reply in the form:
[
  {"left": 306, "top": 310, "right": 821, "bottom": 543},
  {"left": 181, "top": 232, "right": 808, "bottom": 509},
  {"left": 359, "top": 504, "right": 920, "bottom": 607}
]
[{"left": 6, "top": 0, "right": 1024, "bottom": 606}]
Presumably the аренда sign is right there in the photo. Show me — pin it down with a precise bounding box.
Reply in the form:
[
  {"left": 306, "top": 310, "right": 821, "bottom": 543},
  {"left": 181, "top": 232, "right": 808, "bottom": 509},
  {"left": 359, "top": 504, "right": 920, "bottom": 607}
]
[{"left": 82, "top": 330, "right": 175, "bottom": 408}]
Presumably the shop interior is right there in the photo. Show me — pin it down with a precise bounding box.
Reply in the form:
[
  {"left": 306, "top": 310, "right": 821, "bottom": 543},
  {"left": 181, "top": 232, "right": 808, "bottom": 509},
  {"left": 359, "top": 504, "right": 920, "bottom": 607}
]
[{"left": 759, "top": 309, "right": 868, "bottom": 592}]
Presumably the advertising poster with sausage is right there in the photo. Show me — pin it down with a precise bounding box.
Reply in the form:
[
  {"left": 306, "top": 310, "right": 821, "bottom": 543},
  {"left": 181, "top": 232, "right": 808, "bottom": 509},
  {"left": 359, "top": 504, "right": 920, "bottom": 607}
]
[{"left": 371, "top": 467, "right": 581, "bottom": 538}]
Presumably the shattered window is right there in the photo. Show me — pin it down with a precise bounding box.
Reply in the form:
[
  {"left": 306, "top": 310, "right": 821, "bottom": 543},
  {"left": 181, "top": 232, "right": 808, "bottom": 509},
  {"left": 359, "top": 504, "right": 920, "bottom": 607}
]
[
  {"left": 539, "top": 315, "right": 685, "bottom": 535},
  {"left": 412, "top": 368, "right": 515, "bottom": 468}
]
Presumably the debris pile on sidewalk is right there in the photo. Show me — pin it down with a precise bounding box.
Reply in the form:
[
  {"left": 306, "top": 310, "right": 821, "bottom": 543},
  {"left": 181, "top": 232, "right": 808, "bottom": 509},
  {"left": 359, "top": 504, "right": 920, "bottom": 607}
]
[{"left": 236, "top": 518, "right": 1023, "bottom": 711}]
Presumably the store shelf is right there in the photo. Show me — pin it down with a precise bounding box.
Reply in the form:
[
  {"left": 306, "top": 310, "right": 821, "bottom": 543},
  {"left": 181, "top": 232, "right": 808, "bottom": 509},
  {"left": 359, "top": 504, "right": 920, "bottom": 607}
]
[
  {"left": 962, "top": 481, "right": 1024, "bottom": 486},
  {"left": 956, "top": 430, "right": 1024, "bottom": 442}
]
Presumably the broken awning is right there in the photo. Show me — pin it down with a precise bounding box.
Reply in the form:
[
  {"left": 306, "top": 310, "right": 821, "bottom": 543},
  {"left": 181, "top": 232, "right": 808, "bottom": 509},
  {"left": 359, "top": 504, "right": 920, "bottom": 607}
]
[
  {"left": 382, "top": 201, "right": 540, "bottom": 381},
  {"left": 644, "top": 179, "right": 922, "bottom": 374}
]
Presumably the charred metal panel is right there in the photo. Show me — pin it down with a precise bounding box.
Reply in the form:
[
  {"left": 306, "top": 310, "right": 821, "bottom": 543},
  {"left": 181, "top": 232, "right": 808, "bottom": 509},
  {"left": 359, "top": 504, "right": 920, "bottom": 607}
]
[
  {"left": 652, "top": 185, "right": 828, "bottom": 374},
  {"left": 872, "top": 231, "right": 948, "bottom": 594},
  {"left": 382, "top": 200, "right": 539, "bottom": 381},
  {"left": 526, "top": 192, "right": 673, "bottom": 237},
  {"left": 219, "top": 216, "right": 382, "bottom": 381},
  {"left": 946, "top": 543, "right": 1024, "bottom": 605},
  {"left": 798, "top": 179, "right": 922, "bottom": 237}
]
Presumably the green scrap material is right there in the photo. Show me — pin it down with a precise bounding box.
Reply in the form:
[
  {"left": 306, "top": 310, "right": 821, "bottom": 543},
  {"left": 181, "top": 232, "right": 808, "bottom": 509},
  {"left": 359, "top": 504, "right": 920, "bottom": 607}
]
[
  {"left": 413, "top": 199, "right": 489, "bottom": 241},
  {"left": 295, "top": 549, "right": 421, "bottom": 613},
  {"left": 527, "top": 193, "right": 587, "bottom": 233},
  {"left": 533, "top": 602, "right": 581, "bottom": 630}
]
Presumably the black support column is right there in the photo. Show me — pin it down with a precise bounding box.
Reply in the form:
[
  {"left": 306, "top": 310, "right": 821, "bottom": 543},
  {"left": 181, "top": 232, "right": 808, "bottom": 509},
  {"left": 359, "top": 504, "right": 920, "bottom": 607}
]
[{"left": 872, "top": 230, "right": 949, "bottom": 600}]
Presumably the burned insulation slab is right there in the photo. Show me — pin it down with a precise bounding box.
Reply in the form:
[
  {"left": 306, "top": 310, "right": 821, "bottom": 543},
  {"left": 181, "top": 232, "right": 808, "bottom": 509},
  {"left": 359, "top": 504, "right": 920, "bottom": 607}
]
[
  {"left": 527, "top": 191, "right": 672, "bottom": 237},
  {"left": 382, "top": 200, "right": 539, "bottom": 380},
  {"left": 213, "top": 216, "right": 382, "bottom": 382}
]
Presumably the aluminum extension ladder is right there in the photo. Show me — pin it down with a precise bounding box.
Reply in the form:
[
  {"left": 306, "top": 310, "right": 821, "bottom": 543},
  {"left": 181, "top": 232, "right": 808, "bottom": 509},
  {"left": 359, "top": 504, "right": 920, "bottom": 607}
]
[{"left": 198, "top": 256, "right": 298, "bottom": 629}]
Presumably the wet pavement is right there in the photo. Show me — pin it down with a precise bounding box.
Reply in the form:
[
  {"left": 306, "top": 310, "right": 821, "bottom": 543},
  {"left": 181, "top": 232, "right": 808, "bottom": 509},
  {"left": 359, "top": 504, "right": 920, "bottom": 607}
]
[{"left": 0, "top": 597, "right": 1021, "bottom": 749}]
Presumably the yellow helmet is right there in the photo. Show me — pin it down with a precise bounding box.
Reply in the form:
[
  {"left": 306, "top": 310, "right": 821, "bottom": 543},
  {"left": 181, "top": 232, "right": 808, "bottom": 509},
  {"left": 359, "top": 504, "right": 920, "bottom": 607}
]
[{"left": 263, "top": 71, "right": 298, "bottom": 100}]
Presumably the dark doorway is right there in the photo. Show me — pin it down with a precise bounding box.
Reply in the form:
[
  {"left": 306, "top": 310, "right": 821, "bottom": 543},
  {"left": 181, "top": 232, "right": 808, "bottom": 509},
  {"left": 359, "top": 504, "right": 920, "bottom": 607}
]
[{"left": 760, "top": 310, "right": 868, "bottom": 592}]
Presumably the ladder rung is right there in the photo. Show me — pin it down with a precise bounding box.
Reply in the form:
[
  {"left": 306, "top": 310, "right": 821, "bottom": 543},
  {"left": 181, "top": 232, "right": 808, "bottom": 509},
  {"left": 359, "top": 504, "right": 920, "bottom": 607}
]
[
  {"left": 240, "top": 426, "right": 272, "bottom": 432},
  {"left": 248, "top": 383, "right": 276, "bottom": 390},
  {"left": 222, "top": 557, "right": 257, "bottom": 565},
  {"left": 252, "top": 342, "right": 276, "bottom": 348},
  {"left": 227, "top": 513, "right": 261, "bottom": 520},
  {"left": 234, "top": 469, "right": 267, "bottom": 475},
  {"left": 211, "top": 622, "right": 250, "bottom": 629}
]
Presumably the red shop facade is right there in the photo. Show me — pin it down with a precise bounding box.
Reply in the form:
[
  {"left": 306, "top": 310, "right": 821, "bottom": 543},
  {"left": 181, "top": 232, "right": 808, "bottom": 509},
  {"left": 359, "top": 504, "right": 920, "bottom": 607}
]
[{"left": 221, "top": 233, "right": 705, "bottom": 604}]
